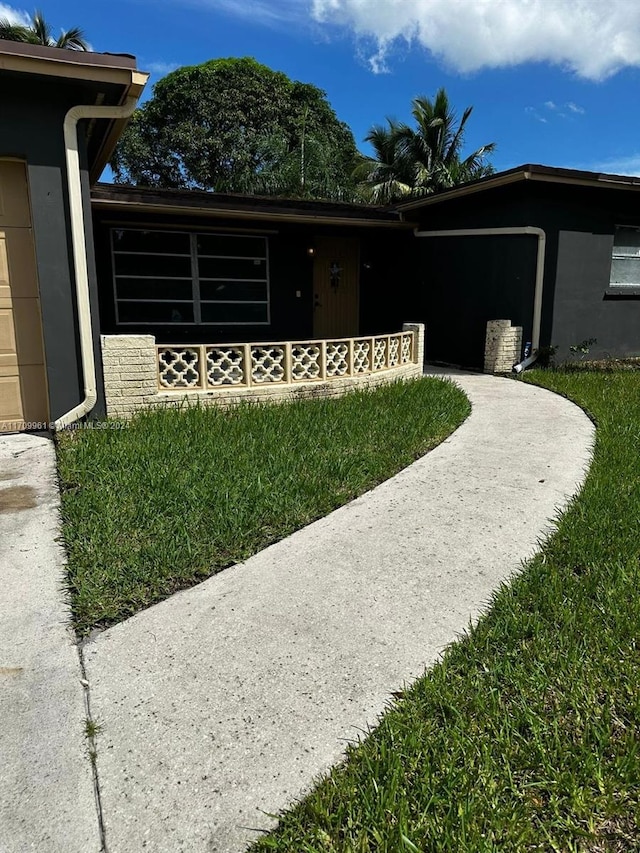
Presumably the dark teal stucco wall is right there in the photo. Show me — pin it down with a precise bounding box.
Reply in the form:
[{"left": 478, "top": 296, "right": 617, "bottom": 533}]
[{"left": 0, "top": 71, "right": 106, "bottom": 420}]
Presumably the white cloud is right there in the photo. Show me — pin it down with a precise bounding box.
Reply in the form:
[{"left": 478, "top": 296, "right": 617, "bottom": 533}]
[
  {"left": 575, "top": 155, "right": 640, "bottom": 176},
  {"left": 525, "top": 106, "right": 547, "bottom": 124},
  {"left": 311, "top": 0, "right": 640, "bottom": 80},
  {"left": 210, "top": 0, "right": 309, "bottom": 27},
  {"left": 144, "top": 61, "right": 180, "bottom": 76},
  {"left": 528, "top": 100, "right": 586, "bottom": 121},
  {"left": 0, "top": 3, "right": 29, "bottom": 25}
]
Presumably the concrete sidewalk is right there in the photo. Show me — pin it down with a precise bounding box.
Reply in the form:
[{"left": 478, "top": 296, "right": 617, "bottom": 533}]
[
  {"left": 0, "top": 434, "right": 100, "bottom": 853},
  {"left": 82, "top": 372, "right": 594, "bottom": 853}
]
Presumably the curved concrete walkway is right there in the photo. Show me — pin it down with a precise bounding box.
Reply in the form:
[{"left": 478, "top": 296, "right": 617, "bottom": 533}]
[{"left": 80, "top": 371, "right": 594, "bottom": 853}]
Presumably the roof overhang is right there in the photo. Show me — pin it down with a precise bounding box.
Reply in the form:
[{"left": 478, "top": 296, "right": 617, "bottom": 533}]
[
  {"left": 0, "top": 41, "right": 148, "bottom": 181},
  {"left": 396, "top": 163, "right": 640, "bottom": 212},
  {"left": 91, "top": 186, "right": 414, "bottom": 229}
]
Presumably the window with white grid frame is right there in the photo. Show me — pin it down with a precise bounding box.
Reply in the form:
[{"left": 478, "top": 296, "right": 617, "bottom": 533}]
[
  {"left": 110, "top": 228, "right": 270, "bottom": 325},
  {"left": 610, "top": 226, "right": 640, "bottom": 288}
]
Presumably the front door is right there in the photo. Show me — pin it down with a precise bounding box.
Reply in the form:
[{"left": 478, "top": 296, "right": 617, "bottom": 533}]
[
  {"left": 0, "top": 160, "right": 48, "bottom": 431},
  {"left": 312, "top": 236, "right": 359, "bottom": 338}
]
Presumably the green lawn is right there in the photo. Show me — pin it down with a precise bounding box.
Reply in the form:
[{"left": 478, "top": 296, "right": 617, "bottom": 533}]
[
  {"left": 248, "top": 370, "right": 640, "bottom": 853},
  {"left": 57, "top": 377, "right": 469, "bottom": 635}
]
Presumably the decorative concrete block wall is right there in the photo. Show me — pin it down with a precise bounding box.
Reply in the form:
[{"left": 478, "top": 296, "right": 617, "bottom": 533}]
[
  {"left": 101, "top": 323, "right": 425, "bottom": 420},
  {"left": 484, "top": 320, "right": 523, "bottom": 374}
]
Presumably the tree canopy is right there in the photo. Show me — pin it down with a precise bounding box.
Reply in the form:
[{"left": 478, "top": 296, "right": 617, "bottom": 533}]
[
  {"left": 111, "top": 57, "right": 360, "bottom": 201},
  {"left": 356, "top": 88, "right": 495, "bottom": 203},
  {"left": 0, "top": 10, "right": 88, "bottom": 50}
]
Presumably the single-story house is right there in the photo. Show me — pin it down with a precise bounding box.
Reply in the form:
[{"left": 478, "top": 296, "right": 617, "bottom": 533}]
[{"left": 1, "top": 40, "right": 639, "bottom": 429}]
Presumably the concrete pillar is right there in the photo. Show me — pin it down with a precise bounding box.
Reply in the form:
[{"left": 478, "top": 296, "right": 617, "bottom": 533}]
[
  {"left": 403, "top": 322, "right": 425, "bottom": 367},
  {"left": 484, "top": 320, "right": 523, "bottom": 374},
  {"left": 100, "top": 335, "right": 157, "bottom": 419}
]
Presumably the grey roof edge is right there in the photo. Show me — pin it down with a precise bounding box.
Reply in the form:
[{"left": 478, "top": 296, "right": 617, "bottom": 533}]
[
  {"left": 91, "top": 184, "right": 409, "bottom": 226},
  {"left": 395, "top": 163, "right": 640, "bottom": 211},
  {"left": 0, "top": 39, "right": 139, "bottom": 70},
  {"left": 93, "top": 164, "right": 640, "bottom": 219}
]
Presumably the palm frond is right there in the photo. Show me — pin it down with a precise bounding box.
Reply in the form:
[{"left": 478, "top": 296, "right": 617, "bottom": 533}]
[
  {"left": 1, "top": 10, "right": 89, "bottom": 50},
  {"left": 31, "top": 10, "right": 51, "bottom": 45},
  {"left": 358, "top": 177, "right": 414, "bottom": 205},
  {"left": 445, "top": 105, "right": 473, "bottom": 165},
  {"left": 56, "top": 26, "right": 88, "bottom": 50},
  {"left": 0, "top": 19, "right": 32, "bottom": 42}
]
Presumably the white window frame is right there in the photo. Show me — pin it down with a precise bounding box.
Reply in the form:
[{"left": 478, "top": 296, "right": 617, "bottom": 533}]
[{"left": 609, "top": 225, "right": 640, "bottom": 289}]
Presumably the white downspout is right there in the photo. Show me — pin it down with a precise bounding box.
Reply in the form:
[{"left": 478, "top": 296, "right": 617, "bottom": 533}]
[
  {"left": 413, "top": 225, "right": 547, "bottom": 353},
  {"left": 54, "top": 98, "right": 139, "bottom": 430}
]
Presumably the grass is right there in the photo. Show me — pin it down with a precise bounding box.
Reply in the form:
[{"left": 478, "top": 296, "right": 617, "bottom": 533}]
[
  {"left": 247, "top": 370, "right": 640, "bottom": 853},
  {"left": 57, "top": 377, "right": 469, "bottom": 635}
]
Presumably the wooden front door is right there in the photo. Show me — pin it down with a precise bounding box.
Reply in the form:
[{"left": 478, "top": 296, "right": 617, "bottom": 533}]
[
  {"left": 313, "top": 236, "right": 359, "bottom": 338},
  {"left": 0, "top": 160, "right": 48, "bottom": 431}
]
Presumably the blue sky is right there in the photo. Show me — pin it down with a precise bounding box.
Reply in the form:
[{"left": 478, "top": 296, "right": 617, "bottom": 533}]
[{"left": 5, "top": 0, "right": 640, "bottom": 178}]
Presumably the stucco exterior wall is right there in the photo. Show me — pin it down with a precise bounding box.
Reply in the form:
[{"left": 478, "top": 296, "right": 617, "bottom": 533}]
[{"left": 0, "top": 74, "right": 105, "bottom": 419}]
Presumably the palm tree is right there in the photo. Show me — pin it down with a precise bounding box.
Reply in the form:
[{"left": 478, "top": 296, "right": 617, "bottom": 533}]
[
  {"left": 0, "top": 10, "right": 88, "bottom": 50},
  {"left": 357, "top": 88, "right": 495, "bottom": 203},
  {"left": 353, "top": 122, "right": 416, "bottom": 204}
]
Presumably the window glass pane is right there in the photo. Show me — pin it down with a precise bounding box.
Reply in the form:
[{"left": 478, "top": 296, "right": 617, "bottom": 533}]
[
  {"left": 114, "top": 254, "right": 192, "bottom": 278},
  {"left": 200, "top": 302, "right": 268, "bottom": 323},
  {"left": 197, "top": 234, "right": 266, "bottom": 258},
  {"left": 613, "top": 227, "right": 640, "bottom": 256},
  {"left": 198, "top": 257, "right": 267, "bottom": 280},
  {"left": 200, "top": 281, "right": 268, "bottom": 301},
  {"left": 610, "top": 257, "right": 640, "bottom": 286},
  {"left": 116, "top": 278, "right": 193, "bottom": 301},
  {"left": 118, "top": 301, "right": 194, "bottom": 323},
  {"left": 112, "top": 229, "right": 190, "bottom": 255},
  {"left": 111, "top": 230, "right": 270, "bottom": 324}
]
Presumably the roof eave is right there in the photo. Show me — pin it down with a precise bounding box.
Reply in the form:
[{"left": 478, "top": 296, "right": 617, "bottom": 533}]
[
  {"left": 90, "top": 196, "right": 414, "bottom": 228},
  {"left": 396, "top": 164, "right": 640, "bottom": 213},
  {"left": 396, "top": 169, "right": 529, "bottom": 211},
  {"left": 88, "top": 70, "right": 148, "bottom": 183},
  {"left": 0, "top": 42, "right": 143, "bottom": 84},
  {"left": 0, "top": 44, "right": 148, "bottom": 182}
]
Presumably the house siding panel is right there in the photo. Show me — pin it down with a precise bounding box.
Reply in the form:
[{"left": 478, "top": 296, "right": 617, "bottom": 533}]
[
  {"left": 413, "top": 234, "right": 536, "bottom": 369},
  {"left": 405, "top": 187, "right": 538, "bottom": 369},
  {"left": 528, "top": 183, "right": 640, "bottom": 361},
  {"left": 407, "top": 180, "right": 640, "bottom": 366},
  {"left": 0, "top": 74, "right": 107, "bottom": 419}
]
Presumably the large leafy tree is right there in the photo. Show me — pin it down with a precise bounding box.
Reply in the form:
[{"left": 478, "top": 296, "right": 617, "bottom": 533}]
[
  {"left": 111, "top": 58, "right": 360, "bottom": 201},
  {"left": 0, "top": 10, "right": 88, "bottom": 50},
  {"left": 356, "top": 88, "right": 495, "bottom": 203}
]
